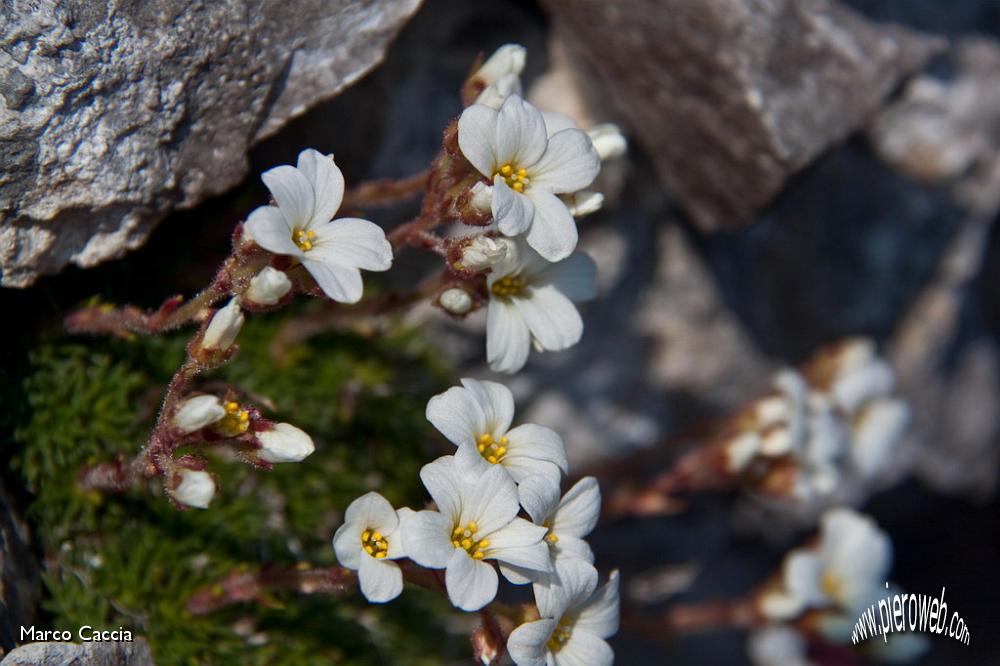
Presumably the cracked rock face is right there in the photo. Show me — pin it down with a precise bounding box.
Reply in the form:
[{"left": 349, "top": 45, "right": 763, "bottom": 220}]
[
  {"left": 542, "top": 0, "right": 944, "bottom": 230},
  {"left": 0, "top": 0, "right": 422, "bottom": 287}
]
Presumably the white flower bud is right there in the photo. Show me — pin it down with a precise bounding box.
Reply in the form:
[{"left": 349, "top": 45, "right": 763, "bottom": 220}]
[
  {"left": 561, "top": 191, "right": 604, "bottom": 217},
  {"left": 172, "top": 469, "right": 216, "bottom": 509},
  {"left": 244, "top": 267, "right": 292, "bottom": 306},
  {"left": 476, "top": 73, "right": 522, "bottom": 109},
  {"left": 201, "top": 298, "right": 244, "bottom": 351},
  {"left": 461, "top": 236, "right": 511, "bottom": 271},
  {"left": 475, "top": 44, "right": 526, "bottom": 86},
  {"left": 173, "top": 395, "right": 226, "bottom": 433},
  {"left": 439, "top": 288, "right": 473, "bottom": 315},
  {"left": 257, "top": 422, "right": 315, "bottom": 463},
  {"left": 587, "top": 124, "right": 627, "bottom": 161},
  {"left": 468, "top": 181, "right": 493, "bottom": 214}
]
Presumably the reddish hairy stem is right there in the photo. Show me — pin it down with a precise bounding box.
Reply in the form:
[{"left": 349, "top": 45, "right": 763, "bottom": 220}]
[{"left": 342, "top": 171, "right": 430, "bottom": 209}]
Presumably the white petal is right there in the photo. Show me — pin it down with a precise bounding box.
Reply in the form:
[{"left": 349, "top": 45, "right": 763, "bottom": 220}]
[
  {"left": 537, "top": 252, "right": 597, "bottom": 302},
  {"left": 358, "top": 556, "right": 403, "bottom": 603},
  {"left": 172, "top": 395, "right": 225, "bottom": 433},
  {"left": 476, "top": 44, "right": 526, "bottom": 85},
  {"left": 458, "top": 104, "right": 500, "bottom": 177},
  {"left": 244, "top": 266, "right": 292, "bottom": 306},
  {"left": 523, "top": 188, "right": 578, "bottom": 262},
  {"left": 507, "top": 619, "right": 556, "bottom": 666},
  {"left": 552, "top": 477, "right": 601, "bottom": 538},
  {"left": 256, "top": 422, "right": 315, "bottom": 463},
  {"left": 244, "top": 205, "right": 301, "bottom": 257},
  {"left": 446, "top": 549, "right": 498, "bottom": 611},
  {"left": 487, "top": 517, "right": 549, "bottom": 551},
  {"left": 172, "top": 469, "right": 215, "bottom": 509},
  {"left": 783, "top": 550, "right": 826, "bottom": 608},
  {"left": 201, "top": 298, "right": 244, "bottom": 351},
  {"left": 504, "top": 424, "right": 568, "bottom": 474},
  {"left": 487, "top": 298, "right": 531, "bottom": 374},
  {"left": 562, "top": 191, "right": 604, "bottom": 218},
  {"left": 344, "top": 492, "right": 399, "bottom": 532},
  {"left": 554, "top": 535, "right": 594, "bottom": 564},
  {"left": 454, "top": 440, "right": 497, "bottom": 481},
  {"left": 400, "top": 510, "right": 453, "bottom": 569},
  {"left": 262, "top": 164, "right": 315, "bottom": 229},
  {"left": 553, "top": 559, "right": 600, "bottom": 613},
  {"left": 496, "top": 95, "right": 548, "bottom": 168},
  {"left": 504, "top": 457, "right": 561, "bottom": 489},
  {"left": 493, "top": 543, "right": 551, "bottom": 580},
  {"left": 296, "top": 149, "right": 344, "bottom": 227},
  {"left": 512, "top": 283, "right": 583, "bottom": 352},
  {"left": 301, "top": 257, "right": 364, "bottom": 303},
  {"left": 460, "top": 464, "right": 520, "bottom": 536},
  {"left": 388, "top": 508, "right": 414, "bottom": 559},
  {"left": 426, "top": 385, "right": 488, "bottom": 447},
  {"left": 517, "top": 474, "right": 561, "bottom": 525},
  {"left": 556, "top": 633, "right": 613, "bottom": 666},
  {"left": 530, "top": 129, "right": 601, "bottom": 193},
  {"left": 541, "top": 111, "right": 578, "bottom": 137},
  {"left": 498, "top": 562, "right": 540, "bottom": 586},
  {"left": 850, "top": 399, "right": 908, "bottom": 478},
  {"left": 310, "top": 218, "right": 392, "bottom": 272},
  {"left": 493, "top": 178, "right": 535, "bottom": 237},
  {"left": 587, "top": 124, "right": 627, "bottom": 162},
  {"left": 332, "top": 520, "right": 364, "bottom": 569},
  {"left": 419, "top": 456, "right": 463, "bottom": 521},
  {"left": 576, "top": 569, "right": 620, "bottom": 638},
  {"left": 461, "top": 378, "right": 515, "bottom": 436}
]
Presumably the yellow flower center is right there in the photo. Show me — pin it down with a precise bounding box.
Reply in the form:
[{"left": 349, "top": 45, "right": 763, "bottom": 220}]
[
  {"left": 293, "top": 229, "right": 317, "bottom": 251},
  {"left": 543, "top": 522, "right": 559, "bottom": 545},
  {"left": 490, "top": 275, "right": 528, "bottom": 298},
  {"left": 214, "top": 401, "right": 250, "bottom": 437},
  {"left": 451, "top": 522, "right": 490, "bottom": 560},
  {"left": 361, "top": 529, "right": 389, "bottom": 559},
  {"left": 547, "top": 618, "right": 573, "bottom": 652},
  {"left": 477, "top": 433, "right": 508, "bottom": 465},
  {"left": 821, "top": 570, "right": 844, "bottom": 602},
  {"left": 494, "top": 163, "right": 529, "bottom": 192}
]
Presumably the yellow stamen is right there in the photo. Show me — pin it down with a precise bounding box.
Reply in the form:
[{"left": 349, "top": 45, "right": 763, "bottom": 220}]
[
  {"left": 547, "top": 618, "right": 573, "bottom": 652},
  {"left": 360, "top": 527, "right": 390, "bottom": 559},
  {"left": 293, "top": 228, "right": 317, "bottom": 252},
  {"left": 821, "top": 570, "right": 843, "bottom": 602},
  {"left": 490, "top": 275, "right": 527, "bottom": 298},
  {"left": 476, "top": 433, "right": 510, "bottom": 464},
  {"left": 451, "top": 523, "right": 490, "bottom": 560},
  {"left": 214, "top": 401, "right": 250, "bottom": 437},
  {"left": 493, "top": 162, "right": 530, "bottom": 193}
]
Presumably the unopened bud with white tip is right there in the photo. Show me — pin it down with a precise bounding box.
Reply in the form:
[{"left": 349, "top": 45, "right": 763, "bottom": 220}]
[
  {"left": 257, "top": 422, "right": 315, "bottom": 463},
  {"left": 244, "top": 267, "right": 292, "bottom": 306},
  {"left": 587, "top": 124, "right": 627, "bottom": 162},
  {"left": 201, "top": 298, "right": 244, "bottom": 351},
  {"left": 460, "top": 236, "right": 511, "bottom": 271},
  {"left": 439, "top": 288, "right": 473, "bottom": 315},
  {"left": 475, "top": 44, "right": 526, "bottom": 86},
  {"left": 173, "top": 395, "right": 226, "bottom": 433},
  {"left": 562, "top": 191, "right": 604, "bottom": 218},
  {"left": 171, "top": 469, "right": 216, "bottom": 509}
]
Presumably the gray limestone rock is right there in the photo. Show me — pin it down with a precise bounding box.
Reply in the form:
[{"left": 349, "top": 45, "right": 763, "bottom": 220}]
[{"left": 1, "top": 638, "right": 153, "bottom": 665}]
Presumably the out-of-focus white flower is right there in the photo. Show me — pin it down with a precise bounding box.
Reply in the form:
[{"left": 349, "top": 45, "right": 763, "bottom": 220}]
[
  {"left": 173, "top": 395, "right": 226, "bottom": 433},
  {"left": 747, "top": 625, "right": 814, "bottom": 666},
  {"left": 256, "top": 422, "right": 315, "bottom": 463},
  {"left": 401, "top": 456, "right": 550, "bottom": 611},
  {"left": 245, "top": 149, "right": 392, "bottom": 303},
  {"left": 587, "top": 124, "right": 627, "bottom": 162},
  {"left": 201, "top": 298, "right": 244, "bottom": 351},
  {"left": 473, "top": 44, "right": 526, "bottom": 109},
  {"left": 518, "top": 475, "right": 600, "bottom": 568},
  {"left": 332, "top": 492, "right": 408, "bottom": 603},
  {"left": 561, "top": 191, "right": 604, "bottom": 218},
  {"left": 244, "top": 266, "right": 292, "bottom": 306},
  {"left": 791, "top": 397, "right": 848, "bottom": 500},
  {"left": 828, "top": 340, "right": 895, "bottom": 414},
  {"left": 439, "top": 288, "right": 473, "bottom": 315},
  {"left": 460, "top": 236, "right": 512, "bottom": 271},
  {"left": 426, "top": 378, "right": 568, "bottom": 489},
  {"left": 761, "top": 508, "right": 892, "bottom": 620},
  {"left": 850, "top": 398, "right": 909, "bottom": 478},
  {"left": 458, "top": 95, "right": 600, "bottom": 261},
  {"left": 507, "top": 559, "right": 619, "bottom": 666},
  {"left": 485, "top": 239, "right": 597, "bottom": 373},
  {"left": 171, "top": 469, "right": 216, "bottom": 509}
]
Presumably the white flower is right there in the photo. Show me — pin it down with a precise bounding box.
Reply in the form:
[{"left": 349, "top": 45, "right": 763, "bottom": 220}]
[
  {"left": 473, "top": 44, "right": 525, "bottom": 109},
  {"left": 791, "top": 397, "right": 848, "bottom": 499},
  {"left": 201, "top": 298, "right": 244, "bottom": 351},
  {"left": 256, "top": 422, "right": 315, "bottom": 463},
  {"left": 460, "top": 236, "right": 512, "bottom": 271},
  {"left": 173, "top": 395, "right": 226, "bottom": 433},
  {"left": 828, "top": 340, "right": 895, "bottom": 414},
  {"left": 401, "top": 456, "right": 550, "bottom": 611},
  {"left": 507, "top": 559, "right": 619, "bottom": 666},
  {"left": 586, "top": 124, "right": 627, "bottom": 162},
  {"left": 332, "top": 492, "right": 408, "bottom": 603},
  {"left": 245, "top": 149, "right": 392, "bottom": 303},
  {"left": 518, "top": 475, "right": 601, "bottom": 567},
  {"left": 747, "top": 626, "right": 814, "bottom": 666},
  {"left": 171, "top": 469, "right": 216, "bottom": 509},
  {"left": 458, "top": 95, "right": 601, "bottom": 261},
  {"left": 849, "top": 398, "right": 909, "bottom": 478},
  {"left": 244, "top": 266, "right": 292, "bottom": 306},
  {"left": 426, "top": 378, "right": 568, "bottom": 489},
  {"left": 439, "top": 288, "right": 473, "bottom": 315},
  {"left": 485, "top": 239, "right": 597, "bottom": 373},
  {"left": 761, "top": 508, "right": 892, "bottom": 619}
]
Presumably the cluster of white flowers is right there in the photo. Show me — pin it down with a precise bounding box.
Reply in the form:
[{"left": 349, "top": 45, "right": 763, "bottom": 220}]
[
  {"left": 332, "top": 378, "right": 619, "bottom": 664},
  {"left": 722, "top": 338, "right": 910, "bottom": 500}
]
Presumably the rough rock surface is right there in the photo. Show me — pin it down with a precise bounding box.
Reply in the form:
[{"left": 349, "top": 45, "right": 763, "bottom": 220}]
[
  {"left": 1, "top": 638, "right": 153, "bottom": 665},
  {"left": 0, "top": 0, "right": 423, "bottom": 287},
  {"left": 541, "top": 0, "right": 944, "bottom": 230}
]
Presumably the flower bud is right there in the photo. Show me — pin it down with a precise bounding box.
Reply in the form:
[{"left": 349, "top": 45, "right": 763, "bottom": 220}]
[
  {"left": 244, "top": 267, "right": 292, "bottom": 306},
  {"left": 460, "top": 236, "right": 510, "bottom": 271},
  {"left": 257, "top": 422, "right": 315, "bottom": 463},
  {"left": 468, "top": 181, "right": 493, "bottom": 215},
  {"left": 561, "top": 191, "right": 604, "bottom": 217},
  {"left": 439, "top": 288, "right": 473, "bottom": 315},
  {"left": 173, "top": 395, "right": 226, "bottom": 433},
  {"left": 475, "top": 44, "right": 526, "bottom": 86},
  {"left": 587, "top": 124, "right": 627, "bottom": 161},
  {"left": 201, "top": 298, "right": 244, "bottom": 351},
  {"left": 171, "top": 469, "right": 216, "bottom": 509},
  {"left": 476, "top": 73, "right": 522, "bottom": 109}
]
